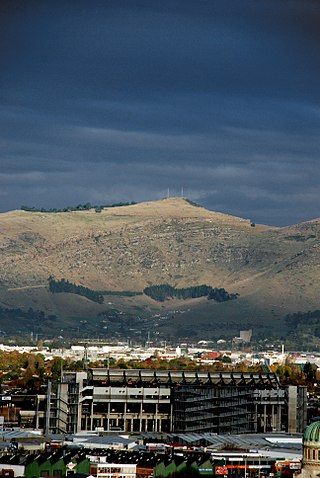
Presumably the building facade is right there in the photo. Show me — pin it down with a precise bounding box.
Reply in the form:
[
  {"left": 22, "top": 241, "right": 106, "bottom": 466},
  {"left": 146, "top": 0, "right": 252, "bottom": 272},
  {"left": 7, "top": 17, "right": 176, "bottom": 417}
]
[{"left": 47, "top": 369, "right": 307, "bottom": 435}]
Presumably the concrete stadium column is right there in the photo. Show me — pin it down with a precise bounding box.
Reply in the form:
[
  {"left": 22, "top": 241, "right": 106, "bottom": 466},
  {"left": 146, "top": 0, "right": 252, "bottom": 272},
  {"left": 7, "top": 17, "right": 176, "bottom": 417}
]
[
  {"left": 139, "top": 402, "right": 143, "bottom": 433},
  {"left": 287, "top": 386, "right": 297, "bottom": 434},
  {"left": 155, "top": 403, "right": 158, "bottom": 432},
  {"left": 124, "top": 402, "right": 127, "bottom": 432},
  {"left": 105, "top": 402, "right": 110, "bottom": 431},
  {"left": 272, "top": 404, "right": 275, "bottom": 431},
  {"left": 90, "top": 400, "right": 94, "bottom": 431},
  {"left": 170, "top": 403, "right": 174, "bottom": 432},
  {"left": 278, "top": 404, "right": 282, "bottom": 431},
  {"left": 45, "top": 380, "right": 51, "bottom": 434},
  {"left": 279, "top": 405, "right": 283, "bottom": 431},
  {"left": 35, "top": 395, "right": 39, "bottom": 430},
  {"left": 254, "top": 402, "right": 258, "bottom": 432},
  {"left": 78, "top": 402, "right": 82, "bottom": 432}
]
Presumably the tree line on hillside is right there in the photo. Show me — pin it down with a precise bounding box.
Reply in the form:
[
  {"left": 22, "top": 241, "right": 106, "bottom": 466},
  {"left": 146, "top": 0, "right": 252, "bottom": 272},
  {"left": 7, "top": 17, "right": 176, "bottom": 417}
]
[
  {"left": 21, "top": 201, "right": 136, "bottom": 213},
  {"left": 143, "top": 284, "right": 239, "bottom": 302},
  {"left": 0, "top": 307, "right": 56, "bottom": 323},
  {"left": 99, "top": 290, "right": 143, "bottom": 297},
  {"left": 48, "top": 277, "right": 104, "bottom": 304},
  {"left": 285, "top": 310, "right": 320, "bottom": 328},
  {"left": 285, "top": 310, "right": 320, "bottom": 341}
]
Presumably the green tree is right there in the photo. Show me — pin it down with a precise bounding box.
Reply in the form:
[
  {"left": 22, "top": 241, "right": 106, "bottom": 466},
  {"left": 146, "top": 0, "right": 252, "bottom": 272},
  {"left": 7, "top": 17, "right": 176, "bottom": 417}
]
[{"left": 303, "top": 362, "right": 317, "bottom": 383}]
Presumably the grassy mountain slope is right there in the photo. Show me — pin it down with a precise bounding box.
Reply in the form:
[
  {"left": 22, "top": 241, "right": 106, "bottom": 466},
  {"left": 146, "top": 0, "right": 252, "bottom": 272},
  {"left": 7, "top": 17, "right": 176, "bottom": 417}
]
[{"left": 0, "top": 198, "right": 319, "bottom": 339}]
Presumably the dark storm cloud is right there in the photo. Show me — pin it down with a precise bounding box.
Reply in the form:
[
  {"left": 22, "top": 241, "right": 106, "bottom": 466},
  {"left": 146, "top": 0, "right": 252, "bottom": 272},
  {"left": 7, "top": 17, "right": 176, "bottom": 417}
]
[{"left": 0, "top": 0, "right": 320, "bottom": 225}]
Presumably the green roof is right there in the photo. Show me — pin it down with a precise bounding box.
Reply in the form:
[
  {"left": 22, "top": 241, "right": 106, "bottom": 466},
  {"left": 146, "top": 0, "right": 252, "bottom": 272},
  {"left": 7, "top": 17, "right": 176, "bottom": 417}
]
[{"left": 304, "top": 421, "right": 320, "bottom": 443}]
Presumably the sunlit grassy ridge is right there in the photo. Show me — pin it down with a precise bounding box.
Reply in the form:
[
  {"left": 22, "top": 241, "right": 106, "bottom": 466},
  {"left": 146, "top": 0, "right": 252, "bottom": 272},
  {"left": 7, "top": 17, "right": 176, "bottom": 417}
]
[{"left": 0, "top": 197, "right": 319, "bottom": 339}]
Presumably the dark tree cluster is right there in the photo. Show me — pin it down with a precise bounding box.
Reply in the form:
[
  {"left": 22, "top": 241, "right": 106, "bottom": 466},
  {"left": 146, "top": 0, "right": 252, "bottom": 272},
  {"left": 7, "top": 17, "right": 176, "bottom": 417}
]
[
  {"left": 21, "top": 201, "right": 136, "bottom": 213},
  {"left": 285, "top": 310, "right": 320, "bottom": 329},
  {"left": 48, "top": 277, "right": 104, "bottom": 304},
  {"left": 98, "top": 290, "right": 143, "bottom": 297},
  {"left": 0, "top": 307, "right": 56, "bottom": 324},
  {"left": 207, "top": 287, "right": 239, "bottom": 302},
  {"left": 143, "top": 284, "right": 238, "bottom": 302}
]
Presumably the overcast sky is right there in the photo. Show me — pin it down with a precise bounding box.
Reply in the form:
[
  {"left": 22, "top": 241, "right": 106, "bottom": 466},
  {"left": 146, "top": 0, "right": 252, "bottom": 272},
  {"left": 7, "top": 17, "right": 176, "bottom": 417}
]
[{"left": 1, "top": 0, "right": 320, "bottom": 225}]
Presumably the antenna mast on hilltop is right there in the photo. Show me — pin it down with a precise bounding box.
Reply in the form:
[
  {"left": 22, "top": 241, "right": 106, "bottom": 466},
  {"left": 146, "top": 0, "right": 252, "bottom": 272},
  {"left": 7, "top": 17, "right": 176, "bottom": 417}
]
[
  {"left": 181, "top": 187, "right": 184, "bottom": 197},
  {"left": 167, "top": 188, "right": 170, "bottom": 199}
]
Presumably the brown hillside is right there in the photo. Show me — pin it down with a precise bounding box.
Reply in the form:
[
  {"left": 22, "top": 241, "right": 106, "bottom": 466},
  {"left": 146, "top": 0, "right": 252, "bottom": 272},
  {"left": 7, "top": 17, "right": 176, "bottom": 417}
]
[{"left": 0, "top": 198, "right": 319, "bottom": 336}]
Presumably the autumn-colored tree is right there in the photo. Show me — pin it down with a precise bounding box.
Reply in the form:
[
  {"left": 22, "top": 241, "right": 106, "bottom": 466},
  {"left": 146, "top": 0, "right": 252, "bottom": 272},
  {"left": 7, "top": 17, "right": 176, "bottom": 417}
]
[{"left": 50, "top": 357, "right": 64, "bottom": 381}]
